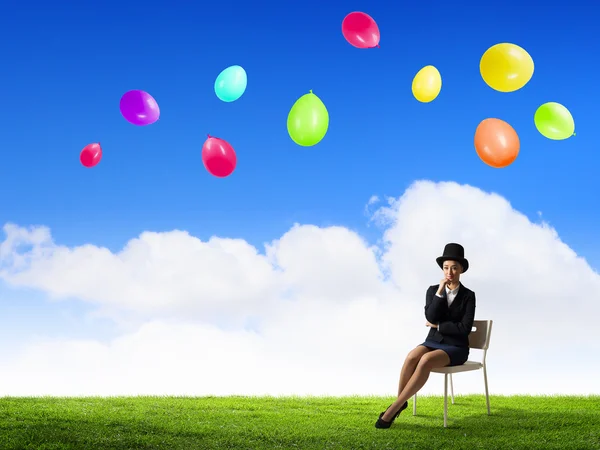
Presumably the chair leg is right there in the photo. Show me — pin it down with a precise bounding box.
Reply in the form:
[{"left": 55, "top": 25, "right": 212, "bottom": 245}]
[
  {"left": 413, "top": 393, "right": 417, "bottom": 416},
  {"left": 483, "top": 366, "right": 491, "bottom": 415},
  {"left": 450, "top": 373, "right": 455, "bottom": 404},
  {"left": 443, "top": 373, "right": 448, "bottom": 427}
]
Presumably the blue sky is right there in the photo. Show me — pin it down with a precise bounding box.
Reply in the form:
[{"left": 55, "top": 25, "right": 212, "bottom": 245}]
[
  {"left": 0, "top": 0, "right": 596, "bottom": 253},
  {"left": 0, "top": 1, "right": 598, "bottom": 336}
]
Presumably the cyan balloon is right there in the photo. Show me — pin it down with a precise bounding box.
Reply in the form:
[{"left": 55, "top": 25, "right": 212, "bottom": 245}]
[{"left": 214, "top": 65, "right": 247, "bottom": 102}]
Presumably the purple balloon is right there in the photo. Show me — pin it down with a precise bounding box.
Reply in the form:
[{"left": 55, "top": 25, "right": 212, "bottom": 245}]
[{"left": 119, "top": 90, "right": 160, "bottom": 126}]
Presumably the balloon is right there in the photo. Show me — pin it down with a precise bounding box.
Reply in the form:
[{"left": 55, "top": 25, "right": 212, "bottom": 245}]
[
  {"left": 341, "top": 12, "right": 380, "bottom": 49},
  {"left": 534, "top": 102, "right": 575, "bottom": 140},
  {"left": 287, "top": 90, "right": 329, "bottom": 147},
  {"left": 214, "top": 65, "right": 247, "bottom": 102},
  {"left": 80, "top": 143, "right": 102, "bottom": 168},
  {"left": 120, "top": 90, "right": 160, "bottom": 126},
  {"left": 474, "top": 118, "right": 520, "bottom": 168},
  {"left": 202, "top": 135, "right": 237, "bottom": 178},
  {"left": 480, "top": 43, "right": 534, "bottom": 92},
  {"left": 412, "top": 65, "right": 442, "bottom": 103}
]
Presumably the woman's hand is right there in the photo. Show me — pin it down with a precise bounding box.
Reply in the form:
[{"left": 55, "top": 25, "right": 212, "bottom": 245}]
[
  {"left": 436, "top": 277, "right": 448, "bottom": 295},
  {"left": 426, "top": 321, "right": 438, "bottom": 329}
]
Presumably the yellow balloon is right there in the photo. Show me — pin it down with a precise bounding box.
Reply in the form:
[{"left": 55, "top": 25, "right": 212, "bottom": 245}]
[
  {"left": 480, "top": 43, "right": 534, "bottom": 92},
  {"left": 412, "top": 65, "right": 442, "bottom": 103}
]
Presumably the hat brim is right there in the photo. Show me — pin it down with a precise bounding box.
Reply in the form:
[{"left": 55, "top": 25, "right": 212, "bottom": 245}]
[{"left": 436, "top": 257, "right": 469, "bottom": 273}]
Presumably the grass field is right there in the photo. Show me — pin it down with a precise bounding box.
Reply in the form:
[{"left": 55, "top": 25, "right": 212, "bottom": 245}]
[{"left": 1, "top": 395, "right": 599, "bottom": 449}]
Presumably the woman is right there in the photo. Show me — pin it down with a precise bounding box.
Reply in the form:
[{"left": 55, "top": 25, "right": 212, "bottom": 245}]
[{"left": 375, "top": 243, "right": 476, "bottom": 429}]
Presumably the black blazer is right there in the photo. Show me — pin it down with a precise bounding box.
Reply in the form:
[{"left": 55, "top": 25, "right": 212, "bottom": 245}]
[{"left": 424, "top": 282, "right": 476, "bottom": 348}]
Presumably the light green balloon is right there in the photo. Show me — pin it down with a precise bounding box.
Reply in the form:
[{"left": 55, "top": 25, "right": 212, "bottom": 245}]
[
  {"left": 287, "top": 90, "right": 329, "bottom": 147},
  {"left": 534, "top": 102, "right": 575, "bottom": 140}
]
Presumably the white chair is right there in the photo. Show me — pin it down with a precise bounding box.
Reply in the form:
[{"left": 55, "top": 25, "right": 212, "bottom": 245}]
[{"left": 412, "top": 319, "right": 493, "bottom": 427}]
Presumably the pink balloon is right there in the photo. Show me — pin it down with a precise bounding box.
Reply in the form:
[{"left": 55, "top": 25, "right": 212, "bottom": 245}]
[
  {"left": 342, "top": 12, "right": 380, "bottom": 49},
  {"left": 202, "top": 135, "right": 237, "bottom": 178},
  {"left": 80, "top": 142, "right": 102, "bottom": 168}
]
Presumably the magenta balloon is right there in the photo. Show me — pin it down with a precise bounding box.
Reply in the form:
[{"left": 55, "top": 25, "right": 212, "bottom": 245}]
[
  {"left": 202, "top": 135, "right": 237, "bottom": 178},
  {"left": 119, "top": 90, "right": 160, "bottom": 126}
]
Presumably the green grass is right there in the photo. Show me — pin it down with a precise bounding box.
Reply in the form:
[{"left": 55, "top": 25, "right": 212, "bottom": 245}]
[{"left": 1, "top": 395, "right": 599, "bottom": 449}]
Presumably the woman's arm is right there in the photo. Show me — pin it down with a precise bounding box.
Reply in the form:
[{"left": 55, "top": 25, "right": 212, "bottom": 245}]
[
  {"left": 424, "top": 285, "right": 448, "bottom": 323},
  {"left": 439, "top": 292, "right": 476, "bottom": 336}
]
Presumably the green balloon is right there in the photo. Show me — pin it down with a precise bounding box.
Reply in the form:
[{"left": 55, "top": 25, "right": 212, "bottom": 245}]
[
  {"left": 534, "top": 102, "right": 575, "bottom": 140},
  {"left": 287, "top": 90, "right": 329, "bottom": 147}
]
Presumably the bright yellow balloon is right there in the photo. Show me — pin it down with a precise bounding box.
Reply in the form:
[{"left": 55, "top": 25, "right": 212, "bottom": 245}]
[
  {"left": 480, "top": 43, "right": 534, "bottom": 92},
  {"left": 412, "top": 65, "right": 442, "bottom": 103}
]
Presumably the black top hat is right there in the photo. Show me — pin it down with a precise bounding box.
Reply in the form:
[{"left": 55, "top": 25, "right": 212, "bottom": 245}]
[{"left": 436, "top": 243, "right": 469, "bottom": 273}]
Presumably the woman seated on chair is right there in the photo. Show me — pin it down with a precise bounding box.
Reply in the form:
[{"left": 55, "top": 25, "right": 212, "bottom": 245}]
[{"left": 375, "top": 242, "right": 476, "bottom": 429}]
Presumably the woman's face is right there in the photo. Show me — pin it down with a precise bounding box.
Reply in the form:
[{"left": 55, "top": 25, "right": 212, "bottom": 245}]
[{"left": 443, "top": 260, "right": 462, "bottom": 282}]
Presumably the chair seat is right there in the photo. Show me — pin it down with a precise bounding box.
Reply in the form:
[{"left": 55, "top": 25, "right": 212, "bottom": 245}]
[{"left": 432, "top": 361, "right": 483, "bottom": 374}]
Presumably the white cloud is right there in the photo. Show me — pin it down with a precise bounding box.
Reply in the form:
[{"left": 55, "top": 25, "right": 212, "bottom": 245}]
[
  {"left": 367, "top": 195, "right": 380, "bottom": 205},
  {"left": 364, "top": 195, "right": 380, "bottom": 216},
  {"left": 0, "top": 180, "right": 598, "bottom": 397}
]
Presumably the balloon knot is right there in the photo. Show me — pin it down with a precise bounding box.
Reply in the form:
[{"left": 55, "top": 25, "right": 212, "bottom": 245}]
[
  {"left": 376, "top": 44, "right": 380, "bottom": 48},
  {"left": 309, "top": 89, "right": 313, "bottom": 94},
  {"left": 207, "top": 134, "right": 211, "bottom": 139}
]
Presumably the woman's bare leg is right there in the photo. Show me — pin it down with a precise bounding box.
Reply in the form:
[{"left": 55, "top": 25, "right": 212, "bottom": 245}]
[
  {"left": 382, "top": 350, "right": 450, "bottom": 421},
  {"left": 398, "top": 345, "right": 431, "bottom": 396}
]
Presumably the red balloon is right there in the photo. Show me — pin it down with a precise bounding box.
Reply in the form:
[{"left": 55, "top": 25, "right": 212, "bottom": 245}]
[
  {"left": 202, "top": 135, "right": 237, "bottom": 178},
  {"left": 80, "top": 143, "right": 102, "bottom": 168},
  {"left": 342, "top": 12, "right": 380, "bottom": 49}
]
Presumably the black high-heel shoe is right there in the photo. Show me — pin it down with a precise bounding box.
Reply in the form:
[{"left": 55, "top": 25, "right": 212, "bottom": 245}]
[{"left": 374, "top": 401, "right": 408, "bottom": 428}]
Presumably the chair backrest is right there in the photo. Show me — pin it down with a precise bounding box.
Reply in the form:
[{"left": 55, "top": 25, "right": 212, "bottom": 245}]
[{"left": 469, "top": 320, "right": 493, "bottom": 350}]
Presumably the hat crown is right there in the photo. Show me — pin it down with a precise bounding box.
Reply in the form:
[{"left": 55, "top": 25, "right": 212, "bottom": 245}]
[{"left": 441, "top": 243, "right": 464, "bottom": 258}]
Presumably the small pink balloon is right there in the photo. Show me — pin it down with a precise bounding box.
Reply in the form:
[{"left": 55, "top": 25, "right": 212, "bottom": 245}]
[
  {"left": 202, "top": 135, "right": 237, "bottom": 178},
  {"left": 80, "top": 142, "right": 102, "bottom": 168}
]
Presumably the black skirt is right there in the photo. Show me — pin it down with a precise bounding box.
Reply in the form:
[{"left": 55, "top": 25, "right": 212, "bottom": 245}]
[{"left": 420, "top": 339, "right": 469, "bottom": 366}]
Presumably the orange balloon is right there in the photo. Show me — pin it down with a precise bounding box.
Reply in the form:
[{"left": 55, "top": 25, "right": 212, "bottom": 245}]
[{"left": 474, "top": 118, "right": 520, "bottom": 168}]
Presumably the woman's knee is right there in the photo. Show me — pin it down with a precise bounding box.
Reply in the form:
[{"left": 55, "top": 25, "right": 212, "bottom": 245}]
[
  {"left": 406, "top": 346, "right": 429, "bottom": 364},
  {"left": 418, "top": 350, "right": 449, "bottom": 369},
  {"left": 417, "top": 353, "right": 434, "bottom": 368}
]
